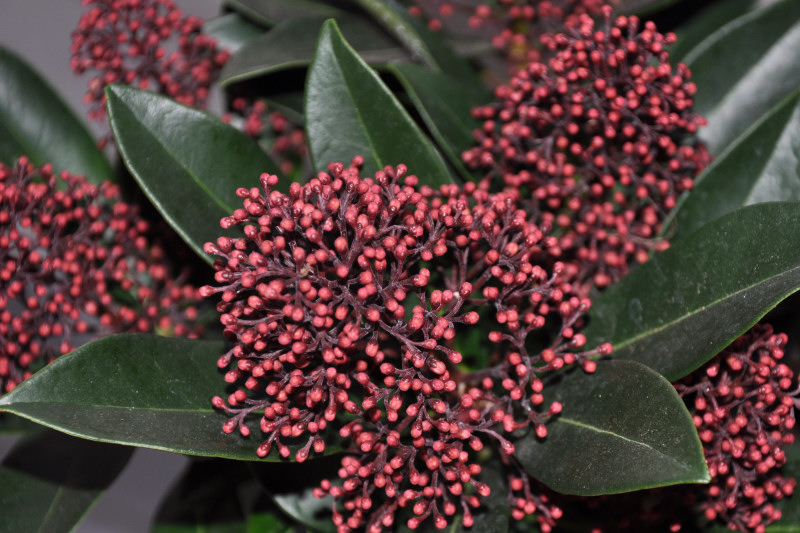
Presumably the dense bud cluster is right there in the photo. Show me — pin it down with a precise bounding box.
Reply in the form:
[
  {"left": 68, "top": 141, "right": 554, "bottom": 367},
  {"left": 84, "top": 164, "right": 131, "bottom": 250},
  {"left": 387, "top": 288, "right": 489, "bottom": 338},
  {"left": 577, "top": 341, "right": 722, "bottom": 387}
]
[
  {"left": 203, "top": 160, "right": 607, "bottom": 531},
  {"left": 464, "top": 6, "right": 710, "bottom": 288},
  {"left": 71, "top": 0, "right": 229, "bottom": 124},
  {"left": 676, "top": 324, "right": 798, "bottom": 532},
  {"left": 0, "top": 158, "right": 200, "bottom": 393}
]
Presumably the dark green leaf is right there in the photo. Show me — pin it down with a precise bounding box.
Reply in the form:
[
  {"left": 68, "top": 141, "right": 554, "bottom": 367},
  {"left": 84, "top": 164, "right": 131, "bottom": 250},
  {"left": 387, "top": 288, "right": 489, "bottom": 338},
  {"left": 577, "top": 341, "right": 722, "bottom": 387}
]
[
  {"left": 105, "top": 85, "right": 280, "bottom": 264},
  {"left": 684, "top": 0, "right": 800, "bottom": 153},
  {"left": 0, "top": 429, "right": 132, "bottom": 533},
  {"left": 515, "top": 360, "right": 708, "bottom": 495},
  {"left": 348, "top": 0, "right": 438, "bottom": 69},
  {"left": 0, "top": 413, "right": 36, "bottom": 435},
  {"left": 266, "top": 93, "right": 305, "bottom": 125},
  {"left": 223, "top": 0, "right": 342, "bottom": 27},
  {"left": 387, "top": 63, "right": 488, "bottom": 181},
  {"left": 584, "top": 202, "right": 800, "bottom": 381},
  {"left": 669, "top": 0, "right": 757, "bottom": 63},
  {"left": 152, "top": 459, "right": 254, "bottom": 533},
  {"left": 0, "top": 333, "right": 339, "bottom": 461},
  {"left": 0, "top": 45, "right": 111, "bottom": 182},
  {"left": 220, "top": 15, "right": 410, "bottom": 86},
  {"left": 668, "top": 90, "right": 800, "bottom": 242},
  {"left": 305, "top": 20, "right": 453, "bottom": 185},
  {"left": 351, "top": 0, "right": 480, "bottom": 84},
  {"left": 204, "top": 13, "right": 266, "bottom": 53}
]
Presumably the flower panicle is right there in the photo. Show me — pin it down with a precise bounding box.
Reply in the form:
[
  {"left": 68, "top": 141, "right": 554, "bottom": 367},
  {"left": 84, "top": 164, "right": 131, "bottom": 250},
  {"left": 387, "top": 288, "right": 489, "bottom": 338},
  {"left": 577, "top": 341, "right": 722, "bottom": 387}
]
[{"left": 203, "top": 160, "right": 604, "bottom": 531}]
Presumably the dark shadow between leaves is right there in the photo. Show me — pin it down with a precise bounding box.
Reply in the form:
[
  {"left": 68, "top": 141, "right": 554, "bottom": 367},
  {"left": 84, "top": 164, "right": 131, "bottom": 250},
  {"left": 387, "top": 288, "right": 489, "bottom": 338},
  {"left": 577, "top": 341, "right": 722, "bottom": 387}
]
[{"left": 3, "top": 429, "right": 133, "bottom": 490}]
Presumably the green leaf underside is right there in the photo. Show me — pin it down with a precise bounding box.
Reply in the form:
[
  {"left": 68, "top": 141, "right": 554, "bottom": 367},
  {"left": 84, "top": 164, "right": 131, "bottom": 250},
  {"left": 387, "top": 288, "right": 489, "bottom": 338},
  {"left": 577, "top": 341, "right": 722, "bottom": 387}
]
[
  {"left": 0, "top": 412, "right": 37, "bottom": 434},
  {"left": 0, "top": 334, "right": 337, "bottom": 461},
  {"left": 668, "top": 90, "right": 800, "bottom": 241},
  {"left": 223, "top": 0, "right": 342, "bottom": 28},
  {"left": 0, "top": 429, "right": 132, "bottom": 533},
  {"left": 305, "top": 20, "right": 453, "bottom": 185},
  {"left": 584, "top": 202, "right": 800, "bottom": 381},
  {"left": 105, "top": 85, "right": 280, "bottom": 264},
  {"left": 220, "top": 15, "right": 410, "bottom": 86},
  {"left": 515, "top": 360, "right": 708, "bottom": 496},
  {"left": 0, "top": 45, "right": 111, "bottom": 182},
  {"left": 203, "top": 13, "right": 266, "bottom": 53},
  {"left": 685, "top": 0, "right": 800, "bottom": 153},
  {"left": 387, "top": 63, "right": 488, "bottom": 181}
]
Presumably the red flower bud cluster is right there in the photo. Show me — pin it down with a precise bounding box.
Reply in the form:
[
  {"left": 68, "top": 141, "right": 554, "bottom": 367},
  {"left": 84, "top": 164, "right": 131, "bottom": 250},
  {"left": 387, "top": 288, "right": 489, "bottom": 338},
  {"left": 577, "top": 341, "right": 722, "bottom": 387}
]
[
  {"left": 676, "top": 324, "right": 798, "bottom": 532},
  {"left": 203, "top": 160, "right": 607, "bottom": 531},
  {"left": 0, "top": 157, "right": 200, "bottom": 393},
  {"left": 71, "top": 0, "right": 229, "bottom": 123},
  {"left": 463, "top": 6, "right": 710, "bottom": 289}
]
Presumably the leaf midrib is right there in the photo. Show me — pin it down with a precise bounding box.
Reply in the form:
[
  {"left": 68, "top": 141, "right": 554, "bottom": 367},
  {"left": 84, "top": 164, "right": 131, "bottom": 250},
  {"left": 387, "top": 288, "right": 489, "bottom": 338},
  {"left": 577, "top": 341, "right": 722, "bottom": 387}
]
[
  {"left": 603, "top": 263, "right": 800, "bottom": 354},
  {"left": 111, "top": 89, "right": 235, "bottom": 216},
  {"left": 557, "top": 416, "right": 693, "bottom": 472}
]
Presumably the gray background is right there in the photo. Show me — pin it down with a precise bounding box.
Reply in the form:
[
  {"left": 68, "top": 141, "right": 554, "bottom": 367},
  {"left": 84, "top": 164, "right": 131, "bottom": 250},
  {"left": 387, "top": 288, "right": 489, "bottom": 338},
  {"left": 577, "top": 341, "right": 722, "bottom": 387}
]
[{"left": 0, "top": 1, "right": 225, "bottom": 532}]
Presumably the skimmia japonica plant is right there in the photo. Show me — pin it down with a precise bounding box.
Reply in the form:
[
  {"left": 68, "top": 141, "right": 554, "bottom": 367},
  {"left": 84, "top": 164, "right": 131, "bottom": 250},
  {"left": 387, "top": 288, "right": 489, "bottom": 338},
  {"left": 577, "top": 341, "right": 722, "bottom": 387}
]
[{"left": 0, "top": 0, "right": 799, "bottom": 532}]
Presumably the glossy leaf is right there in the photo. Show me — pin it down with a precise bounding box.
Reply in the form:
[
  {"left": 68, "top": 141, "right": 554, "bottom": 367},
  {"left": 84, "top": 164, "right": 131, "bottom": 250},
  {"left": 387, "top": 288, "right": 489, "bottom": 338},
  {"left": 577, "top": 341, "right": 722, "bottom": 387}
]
[
  {"left": 668, "top": 91, "right": 800, "bottom": 242},
  {"left": 350, "top": 0, "right": 438, "bottom": 69},
  {"left": 387, "top": 63, "right": 488, "bottom": 181},
  {"left": 305, "top": 20, "right": 453, "bottom": 184},
  {"left": 669, "top": 0, "right": 757, "bottom": 63},
  {"left": 353, "top": 0, "right": 480, "bottom": 84},
  {"left": 0, "top": 333, "right": 338, "bottom": 461},
  {"left": 105, "top": 85, "right": 280, "bottom": 264},
  {"left": 584, "top": 202, "right": 800, "bottom": 381},
  {"left": 204, "top": 13, "right": 265, "bottom": 53},
  {"left": 684, "top": 0, "right": 800, "bottom": 153},
  {"left": 0, "top": 45, "right": 111, "bottom": 182},
  {"left": 0, "top": 429, "right": 132, "bottom": 533},
  {"left": 220, "top": 15, "right": 410, "bottom": 86},
  {"left": 223, "top": 0, "right": 341, "bottom": 27},
  {"left": 515, "top": 360, "right": 709, "bottom": 495}
]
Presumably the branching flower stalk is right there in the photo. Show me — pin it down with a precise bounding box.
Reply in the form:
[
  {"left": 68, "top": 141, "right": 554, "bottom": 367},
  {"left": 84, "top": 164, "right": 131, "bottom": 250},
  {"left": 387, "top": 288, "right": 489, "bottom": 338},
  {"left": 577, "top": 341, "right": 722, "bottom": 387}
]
[{"left": 202, "top": 160, "right": 609, "bottom": 531}]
